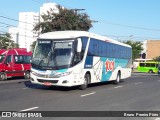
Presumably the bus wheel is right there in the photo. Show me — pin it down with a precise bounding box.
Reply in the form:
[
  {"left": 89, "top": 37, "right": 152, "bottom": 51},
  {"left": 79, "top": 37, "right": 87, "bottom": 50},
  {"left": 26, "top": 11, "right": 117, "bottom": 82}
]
[
  {"left": 148, "top": 70, "right": 153, "bottom": 73},
  {"left": 24, "top": 71, "right": 30, "bottom": 79},
  {"left": 0, "top": 72, "right": 6, "bottom": 81},
  {"left": 113, "top": 72, "right": 121, "bottom": 85},
  {"left": 79, "top": 74, "right": 90, "bottom": 90}
]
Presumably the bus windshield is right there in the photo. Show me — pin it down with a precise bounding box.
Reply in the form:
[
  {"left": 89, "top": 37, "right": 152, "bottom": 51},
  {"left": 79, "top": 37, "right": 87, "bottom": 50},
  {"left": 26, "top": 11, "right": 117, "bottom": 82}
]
[
  {"left": 0, "top": 55, "right": 5, "bottom": 63},
  {"left": 32, "top": 39, "right": 74, "bottom": 70}
]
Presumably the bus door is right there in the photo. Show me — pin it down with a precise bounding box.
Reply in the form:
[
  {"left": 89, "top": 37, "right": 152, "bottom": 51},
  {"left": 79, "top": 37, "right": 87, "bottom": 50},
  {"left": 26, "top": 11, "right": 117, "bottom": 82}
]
[
  {"left": 13, "top": 55, "right": 24, "bottom": 76},
  {"left": 4, "top": 55, "right": 13, "bottom": 77}
]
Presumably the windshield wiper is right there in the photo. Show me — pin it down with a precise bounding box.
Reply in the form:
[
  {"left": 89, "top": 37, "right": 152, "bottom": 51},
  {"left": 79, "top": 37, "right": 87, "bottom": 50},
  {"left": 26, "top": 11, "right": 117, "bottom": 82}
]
[{"left": 38, "top": 56, "right": 46, "bottom": 67}]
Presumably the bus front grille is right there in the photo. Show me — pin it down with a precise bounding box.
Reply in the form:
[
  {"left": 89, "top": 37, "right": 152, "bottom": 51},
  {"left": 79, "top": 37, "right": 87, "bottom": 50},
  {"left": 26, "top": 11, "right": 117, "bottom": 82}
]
[{"left": 37, "top": 79, "right": 58, "bottom": 83}]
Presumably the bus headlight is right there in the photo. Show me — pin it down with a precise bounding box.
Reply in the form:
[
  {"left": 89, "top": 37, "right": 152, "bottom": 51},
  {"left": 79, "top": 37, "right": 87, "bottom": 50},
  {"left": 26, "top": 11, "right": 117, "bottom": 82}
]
[{"left": 56, "top": 71, "right": 72, "bottom": 77}]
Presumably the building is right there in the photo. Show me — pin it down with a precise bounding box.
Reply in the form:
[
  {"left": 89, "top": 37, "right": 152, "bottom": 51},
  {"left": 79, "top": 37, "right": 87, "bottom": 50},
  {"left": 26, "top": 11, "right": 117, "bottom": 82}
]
[
  {"left": 40, "top": 2, "right": 58, "bottom": 17},
  {"left": 139, "top": 40, "right": 160, "bottom": 60},
  {"left": 18, "top": 12, "right": 39, "bottom": 51},
  {"left": 8, "top": 27, "right": 19, "bottom": 44},
  {"left": 9, "top": 2, "right": 58, "bottom": 51},
  {"left": 133, "top": 40, "right": 160, "bottom": 68},
  {"left": 146, "top": 40, "right": 160, "bottom": 59}
]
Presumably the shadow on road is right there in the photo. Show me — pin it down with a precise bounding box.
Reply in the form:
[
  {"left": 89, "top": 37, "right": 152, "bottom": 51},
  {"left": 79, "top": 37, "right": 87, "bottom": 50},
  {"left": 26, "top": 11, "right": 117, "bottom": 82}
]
[
  {"left": 24, "top": 80, "right": 125, "bottom": 91},
  {"left": 24, "top": 81, "right": 78, "bottom": 91}
]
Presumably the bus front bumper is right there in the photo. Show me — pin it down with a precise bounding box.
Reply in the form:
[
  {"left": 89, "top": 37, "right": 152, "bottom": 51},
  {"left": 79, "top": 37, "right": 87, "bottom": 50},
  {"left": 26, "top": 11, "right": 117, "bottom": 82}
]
[{"left": 30, "top": 73, "right": 83, "bottom": 87}]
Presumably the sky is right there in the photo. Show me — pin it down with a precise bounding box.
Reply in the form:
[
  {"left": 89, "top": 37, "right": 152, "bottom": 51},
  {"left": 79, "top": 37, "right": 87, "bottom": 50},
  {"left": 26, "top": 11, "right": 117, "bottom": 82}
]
[{"left": 0, "top": 0, "right": 160, "bottom": 41}]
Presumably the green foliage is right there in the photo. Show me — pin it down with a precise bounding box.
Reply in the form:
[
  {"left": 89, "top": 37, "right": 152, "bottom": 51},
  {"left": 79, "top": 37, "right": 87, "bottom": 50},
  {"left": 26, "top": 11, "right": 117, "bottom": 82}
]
[
  {"left": 0, "top": 33, "right": 19, "bottom": 49},
  {"left": 30, "top": 41, "right": 36, "bottom": 52},
  {"left": 31, "top": 5, "right": 93, "bottom": 51},
  {"left": 152, "top": 56, "right": 160, "bottom": 62},
  {"left": 34, "top": 5, "right": 93, "bottom": 33},
  {"left": 123, "top": 40, "right": 143, "bottom": 60}
]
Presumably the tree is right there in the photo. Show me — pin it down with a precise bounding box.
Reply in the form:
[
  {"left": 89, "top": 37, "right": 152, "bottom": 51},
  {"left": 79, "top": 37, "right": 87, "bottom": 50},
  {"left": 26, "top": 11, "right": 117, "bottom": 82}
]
[
  {"left": 30, "top": 41, "right": 36, "bottom": 52},
  {"left": 152, "top": 56, "right": 160, "bottom": 62},
  {"left": 0, "top": 33, "right": 19, "bottom": 49},
  {"left": 34, "top": 5, "right": 93, "bottom": 34},
  {"left": 123, "top": 40, "right": 143, "bottom": 60}
]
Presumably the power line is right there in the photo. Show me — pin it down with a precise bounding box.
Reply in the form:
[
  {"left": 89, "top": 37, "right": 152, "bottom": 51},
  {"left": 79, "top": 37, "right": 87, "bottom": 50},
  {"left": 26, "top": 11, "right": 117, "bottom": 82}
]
[
  {"left": 99, "top": 20, "right": 160, "bottom": 32},
  {"left": 1, "top": 13, "right": 160, "bottom": 40},
  {"left": 0, "top": 30, "right": 36, "bottom": 38},
  {"left": 0, "top": 22, "right": 34, "bottom": 31},
  {"left": 0, "top": 16, "right": 34, "bottom": 25},
  {"left": 1, "top": 13, "right": 160, "bottom": 32},
  {"left": 0, "top": 25, "right": 8, "bottom": 28},
  {"left": 103, "top": 34, "right": 160, "bottom": 41}
]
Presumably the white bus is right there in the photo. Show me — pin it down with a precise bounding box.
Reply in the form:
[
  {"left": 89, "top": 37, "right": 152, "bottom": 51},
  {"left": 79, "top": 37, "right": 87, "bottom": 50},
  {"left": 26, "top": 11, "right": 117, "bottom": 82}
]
[{"left": 30, "top": 31, "right": 132, "bottom": 90}]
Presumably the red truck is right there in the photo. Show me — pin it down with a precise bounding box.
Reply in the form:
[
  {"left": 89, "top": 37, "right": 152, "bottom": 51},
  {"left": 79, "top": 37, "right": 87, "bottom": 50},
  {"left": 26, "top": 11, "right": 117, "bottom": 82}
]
[{"left": 0, "top": 48, "right": 32, "bottom": 80}]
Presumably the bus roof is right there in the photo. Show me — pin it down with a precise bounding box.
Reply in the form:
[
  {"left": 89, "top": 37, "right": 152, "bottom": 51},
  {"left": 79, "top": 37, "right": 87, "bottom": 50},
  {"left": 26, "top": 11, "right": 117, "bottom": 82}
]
[
  {"left": 38, "top": 31, "right": 131, "bottom": 48},
  {"left": 139, "top": 61, "right": 158, "bottom": 63}
]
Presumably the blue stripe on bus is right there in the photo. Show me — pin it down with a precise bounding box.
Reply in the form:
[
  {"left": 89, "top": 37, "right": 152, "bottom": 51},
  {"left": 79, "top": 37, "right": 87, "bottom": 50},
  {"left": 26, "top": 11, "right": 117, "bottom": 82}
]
[
  {"left": 84, "top": 56, "right": 129, "bottom": 82},
  {"left": 100, "top": 57, "right": 129, "bottom": 82},
  {"left": 84, "top": 56, "right": 93, "bottom": 68}
]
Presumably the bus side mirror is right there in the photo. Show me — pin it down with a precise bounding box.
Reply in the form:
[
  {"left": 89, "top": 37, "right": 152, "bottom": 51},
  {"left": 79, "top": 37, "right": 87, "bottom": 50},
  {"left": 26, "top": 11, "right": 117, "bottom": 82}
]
[{"left": 77, "top": 38, "right": 82, "bottom": 53}]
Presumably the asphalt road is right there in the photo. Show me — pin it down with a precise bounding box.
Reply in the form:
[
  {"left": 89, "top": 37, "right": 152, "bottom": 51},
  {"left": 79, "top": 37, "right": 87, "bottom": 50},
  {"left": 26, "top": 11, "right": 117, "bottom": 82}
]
[{"left": 0, "top": 73, "right": 160, "bottom": 120}]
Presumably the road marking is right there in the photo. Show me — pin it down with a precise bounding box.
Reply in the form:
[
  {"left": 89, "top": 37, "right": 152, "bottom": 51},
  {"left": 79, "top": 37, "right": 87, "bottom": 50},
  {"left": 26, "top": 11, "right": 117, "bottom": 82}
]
[
  {"left": 134, "top": 82, "right": 143, "bottom": 85},
  {"left": 114, "top": 86, "right": 123, "bottom": 89},
  {"left": 155, "top": 118, "right": 160, "bottom": 120},
  {"left": 81, "top": 92, "right": 96, "bottom": 97},
  {"left": 20, "top": 107, "right": 39, "bottom": 112}
]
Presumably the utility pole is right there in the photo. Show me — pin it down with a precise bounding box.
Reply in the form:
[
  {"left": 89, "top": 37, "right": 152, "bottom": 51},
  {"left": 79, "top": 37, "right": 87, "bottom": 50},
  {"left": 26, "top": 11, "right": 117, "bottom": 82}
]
[{"left": 16, "top": 32, "right": 19, "bottom": 45}]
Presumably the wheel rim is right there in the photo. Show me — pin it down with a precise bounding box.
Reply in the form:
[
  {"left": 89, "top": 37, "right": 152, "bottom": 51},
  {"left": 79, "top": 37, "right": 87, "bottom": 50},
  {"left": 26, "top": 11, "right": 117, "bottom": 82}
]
[
  {"left": 84, "top": 78, "right": 87, "bottom": 87},
  {"left": 117, "top": 75, "right": 120, "bottom": 83},
  {"left": 81, "top": 74, "right": 89, "bottom": 89},
  {"left": 25, "top": 72, "right": 30, "bottom": 79},
  {"left": 0, "top": 73, "right": 5, "bottom": 80},
  {"left": 27, "top": 73, "right": 30, "bottom": 78}
]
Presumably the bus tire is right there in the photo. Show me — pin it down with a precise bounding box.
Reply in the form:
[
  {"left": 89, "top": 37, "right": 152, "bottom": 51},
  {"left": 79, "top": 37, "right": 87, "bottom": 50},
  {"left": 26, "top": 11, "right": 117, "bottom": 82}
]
[
  {"left": 79, "top": 74, "right": 90, "bottom": 90},
  {"left": 148, "top": 69, "right": 153, "bottom": 73},
  {"left": 0, "top": 72, "right": 6, "bottom": 81},
  {"left": 24, "top": 71, "right": 30, "bottom": 79},
  {"left": 113, "top": 72, "right": 121, "bottom": 85}
]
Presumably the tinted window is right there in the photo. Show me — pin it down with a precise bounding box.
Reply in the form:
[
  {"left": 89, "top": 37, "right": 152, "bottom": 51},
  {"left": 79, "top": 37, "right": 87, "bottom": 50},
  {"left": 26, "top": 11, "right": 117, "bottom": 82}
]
[
  {"left": 150, "top": 63, "right": 155, "bottom": 67},
  {"left": 88, "top": 38, "right": 132, "bottom": 59},
  {"left": 145, "top": 63, "right": 150, "bottom": 67},
  {"left": 6, "top": 55, "right": 12, "bottom": 63},
  {"left": 0, "top": 55, "right": 5, "bottom": 63},
  {"left": 14, "top": 55, "right": 31, "bottom": 64},
  {"left": 139, "top": 63, "right": 145, "bottom": 67}
]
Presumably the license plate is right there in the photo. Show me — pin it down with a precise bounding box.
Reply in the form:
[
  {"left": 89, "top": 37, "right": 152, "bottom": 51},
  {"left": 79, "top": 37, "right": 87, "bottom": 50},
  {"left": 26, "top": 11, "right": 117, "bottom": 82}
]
[{"left": 44, "top": 82, "right": 52, "bottom": 86}]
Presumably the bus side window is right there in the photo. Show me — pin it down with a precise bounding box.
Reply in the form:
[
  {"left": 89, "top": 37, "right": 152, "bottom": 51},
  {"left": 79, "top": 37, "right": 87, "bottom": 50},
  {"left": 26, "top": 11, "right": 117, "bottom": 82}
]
[
  {"left": 150, "top": 63, "right": 155, "bottom": 67},
  {"left": 145, "top": 63, "right": 150, "bottom": 67},
  {"left": 139, "top": 63, "right": 144, "bottom": 67}
]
